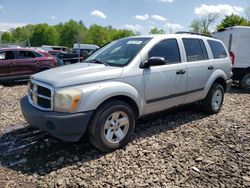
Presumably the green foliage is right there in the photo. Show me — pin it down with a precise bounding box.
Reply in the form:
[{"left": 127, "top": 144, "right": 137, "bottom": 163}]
[
  {"left": 217, "top": 14, "right": 250, "bottom": 30},
  {"left": 149, "top": 27, "right": 165, "bottom": 34},
  {"left": 30, "top": 24, "right": 58, "bottom": 46},
  {"left": 1, "top": 19, "right": 135, "bottom": 48},
  {"left": 1, "top": 32, "right": 13, "bottom": 42},
  {"left": 57, "top": 19, "right": 86, "bottom": 47},
  {"left": 12, "top": 25, "right": 34, "bottom": 42},
  {"left": 190, "top": 19, "right": 202, "bottom": 33}
]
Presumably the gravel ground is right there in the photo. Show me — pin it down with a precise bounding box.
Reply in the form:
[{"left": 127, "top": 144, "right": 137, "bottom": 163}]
[{"left": 0, "top": 82, "right": 249, "bottom": 188}]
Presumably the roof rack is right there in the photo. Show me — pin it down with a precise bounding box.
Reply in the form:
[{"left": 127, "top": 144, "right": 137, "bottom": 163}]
[{"left": 175, "top": 31, "right": 212, "bottom": 37}]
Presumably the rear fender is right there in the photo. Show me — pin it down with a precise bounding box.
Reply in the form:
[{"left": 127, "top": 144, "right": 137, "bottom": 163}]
[{"left": 204, "top": 69, "right": 227, "bottom": 97}]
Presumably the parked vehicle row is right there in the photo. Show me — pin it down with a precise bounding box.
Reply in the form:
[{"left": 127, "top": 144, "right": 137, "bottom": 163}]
[
  {"left": 0, "top": 43, "right": 100, "bottom": 81},
  {"left": 21, "top": 33, "right": 232, "bottom": 152},
  {"left": 0, "top": 48, "right": 62, "bottom": 81},
  {"left": 48, "top": 50, "right": 82, "bottom": 64}
]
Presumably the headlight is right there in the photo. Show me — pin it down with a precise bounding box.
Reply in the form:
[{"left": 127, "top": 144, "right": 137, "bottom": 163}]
[{"left": 54, "top": 89, "right": 82, "bottom": 113}]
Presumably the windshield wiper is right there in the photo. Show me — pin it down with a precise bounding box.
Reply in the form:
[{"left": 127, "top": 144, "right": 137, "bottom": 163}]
[{"left": 85, "top": 59, "right": 109, "bottom": 66}]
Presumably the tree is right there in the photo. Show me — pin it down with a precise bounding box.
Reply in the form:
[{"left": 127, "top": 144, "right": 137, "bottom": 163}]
[
  {"left": 190, "top": 13, "right": 219, "bottom": 35},
  {"left": 217, "top": 14, "right": 249, "bottom": 30},
  {"left": 30, "top": 24, "right": 58, "bottom": 46},
  {"left": 12, "top": 25, "right": 34, "bottom": 42},
  {"left": 245, "top": 7, "right": 250, "bottom": 21},
  {"left": 149, "top": 27, "right": 165, "bottom": 34},
  {"left": 1, "top": 32, "right": 13, "bottom": 42},
  {"left": 58, "top": 20, "right": 86, "bottom": 47},
  {"left": 190, "top": 20, "right": 202, "bottom": 33}
]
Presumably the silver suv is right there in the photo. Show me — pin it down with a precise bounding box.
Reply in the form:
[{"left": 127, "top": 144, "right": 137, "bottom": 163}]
[{"left": 21, "top": 34, "right": 232, "bottom": 152}]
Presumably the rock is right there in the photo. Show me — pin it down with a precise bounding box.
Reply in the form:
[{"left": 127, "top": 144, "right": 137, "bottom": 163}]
[
  {"left": 195, "top": 157, "right": 204, "bottom": 162},
  {"left": 192, "top": 167, "right": 200, "bottom": 173},
  {"left": 57, "top": 179, "right": 64, "bottom": 186},
  {"left": 243, "top": 176, "right": 250, "bottom": 182}
]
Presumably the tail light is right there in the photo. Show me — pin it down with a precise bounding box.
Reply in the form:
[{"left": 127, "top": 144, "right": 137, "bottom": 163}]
[
  {"left": 230, "top": 51, "right": 235, "bottom": 66},
  {"left": 51, "top": 59, "right": 57, "bottom": 64}
]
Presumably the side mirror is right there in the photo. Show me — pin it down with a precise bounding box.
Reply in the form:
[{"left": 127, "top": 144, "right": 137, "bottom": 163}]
[{"left": 142, "top": 57, "right": 166, "bottom": 68}]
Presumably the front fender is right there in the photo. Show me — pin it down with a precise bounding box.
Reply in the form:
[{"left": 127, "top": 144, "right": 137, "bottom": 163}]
[
  {"left": 77, "top": 81, "right": 144, "bottom": 115},
  {"left": 204, "top": 69, "right": 227, "bottom": 96}
]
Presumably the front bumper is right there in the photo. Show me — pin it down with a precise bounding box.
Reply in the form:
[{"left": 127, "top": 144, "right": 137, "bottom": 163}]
[
  {"left": 226, "top": 79, "right": 233, "bottom": 92},
  {"left": 20, "top": 96, "right": 93, "bottom": 142}
]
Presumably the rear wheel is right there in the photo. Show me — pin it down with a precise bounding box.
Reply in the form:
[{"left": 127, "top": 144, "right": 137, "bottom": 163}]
[
  {"left": 201, "top": 83, "right": 224, "bottom": 114},
  {"left": 38, "top": 68, "right": 50, "bottom": 72},
  {"left": 240, "top": 73, "right": 250, "bottom": 91},
  {"left": 87, "top": 100, "right": 135, "bottom": 152}
]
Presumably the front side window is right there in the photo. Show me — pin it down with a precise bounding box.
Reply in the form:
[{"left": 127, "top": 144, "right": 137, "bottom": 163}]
[
  {"left": 183, "top": 38, "right": 208, "bottom": 62},
  {"left": 0, "top": 51, "right": 15, "bottom": 60},
  {"left": 208, "top": 40, "right": 228, "bottom": 59},
  {"left": 148, "top": 39, "right": 181, "bottom": 63},
  {"left": 86, "top": 37, "right": 151, "bottom": 67}
]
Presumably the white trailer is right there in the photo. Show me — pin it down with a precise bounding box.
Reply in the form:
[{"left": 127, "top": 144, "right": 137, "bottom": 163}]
[{"left": 212, "top": 26, "right": 250, "bottom": 90}]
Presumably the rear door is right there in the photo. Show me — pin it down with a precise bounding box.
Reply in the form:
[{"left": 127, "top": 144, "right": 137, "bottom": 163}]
[
  {"left": 182, "top": 38, "right": 213, "bottom": 103},
  {"left": 207, "top": 39, "right": 231, "bottom": 79},
  {"left": 0, "top": 50, "right": 16, "bottom": 78}
]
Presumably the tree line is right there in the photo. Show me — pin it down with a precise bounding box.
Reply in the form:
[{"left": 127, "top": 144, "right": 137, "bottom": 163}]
[
  {"left": 1, "top": 20, "right": 135, "bottom": 47},
  {"left": 1, "top": 12, "right": 250, "bottom": 47}
]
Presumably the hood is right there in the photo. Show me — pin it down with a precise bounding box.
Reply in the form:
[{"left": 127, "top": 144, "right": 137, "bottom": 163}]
[{"left": 31, "top": 63, "right": 123, "bottom": 88}]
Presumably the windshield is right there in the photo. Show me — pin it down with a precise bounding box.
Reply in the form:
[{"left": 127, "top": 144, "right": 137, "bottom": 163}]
[{"left": 85, "top": 37, "right": 151, "bottom": 67}]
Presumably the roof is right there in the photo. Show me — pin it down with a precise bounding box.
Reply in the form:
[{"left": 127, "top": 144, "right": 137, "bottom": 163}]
[
  {"left": 217, "top": 26, "right": 250, "bottom": 32},
  {"left": 0, "top": 47, "right": 49, "bottom": 53},
  {"left": 126, "top": 33, "right": 214, "bottom": 40}
]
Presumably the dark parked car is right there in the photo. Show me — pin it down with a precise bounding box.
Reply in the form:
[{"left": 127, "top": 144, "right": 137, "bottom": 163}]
[
  {"left": 48, "top": 50, "right": 83, "bottom": 64},
  {"left": 0, "top": 48, "right": 61, "bottom": 81}
]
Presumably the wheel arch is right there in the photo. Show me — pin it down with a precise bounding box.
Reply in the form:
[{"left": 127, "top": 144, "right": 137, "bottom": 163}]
[
  {"left": 78, "top": 81, "right": 144, "bottom": 117},
  {"left": 94, "top": 95, "right": 140, "bottom": 118},
  {"left": 204, "top": 69, "right": 227, "bottom": 96}
]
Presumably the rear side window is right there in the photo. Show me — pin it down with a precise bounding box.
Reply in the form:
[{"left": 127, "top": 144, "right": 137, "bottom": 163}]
[
  {"left": 208, "top": 40, "right": 227, "bottom": 59},
  {"left": 183, "top": 38, "right": 208, "bottom": 62},
  {"left": 18, "top": 51, "right": 42, "bottom": 59},
  {"left": 149, "top": 39, "right": 181, "bottom": 63}
]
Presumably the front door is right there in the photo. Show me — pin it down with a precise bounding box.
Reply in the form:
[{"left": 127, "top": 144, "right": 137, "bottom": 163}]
[
  {"left": 143, "top": 39, "right": 187, "bottom": 114},
  {"left": 0, "top": 50, "right": 16, "bottom": 78}
]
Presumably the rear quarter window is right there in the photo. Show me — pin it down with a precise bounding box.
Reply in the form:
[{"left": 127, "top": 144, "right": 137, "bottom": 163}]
[{"left": 208, "top": 40, "right": 228, "bottom": 59}]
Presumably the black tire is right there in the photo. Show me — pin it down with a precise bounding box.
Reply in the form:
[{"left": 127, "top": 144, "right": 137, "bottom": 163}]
[
  {"left": 240, "top": 73, "right": 250, "bottom": 91},
  {"left": 201, "top": 83, "right": 224, "bottom": 114},
  {"left": 87, "top": 100, "right": 135, "bottom": 152}
]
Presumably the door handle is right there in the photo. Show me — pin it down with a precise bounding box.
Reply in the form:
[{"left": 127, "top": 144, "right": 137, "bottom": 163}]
[
  {"left": 35, "top": 61, "right": 39, "bottom": 65},
  {"left": 208, "top": 66, "right": 214, "bottom": 70},
  {"left": 9, "top": 63, "right": 14, "bottom": 67},
  {"left": 176, "top": 70, "right": 186, "bottom": 75}
]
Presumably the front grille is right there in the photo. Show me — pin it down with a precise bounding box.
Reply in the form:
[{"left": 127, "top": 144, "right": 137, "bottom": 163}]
[{"left": 28, "top": 79, "right": 54, "bottom": 111}]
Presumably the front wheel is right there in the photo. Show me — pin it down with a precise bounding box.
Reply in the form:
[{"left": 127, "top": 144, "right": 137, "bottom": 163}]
[
  {"left": 240, "top": 73, "right": 250, "bottom": 91},
  {"left": 201, "top": 83, "right": 224, "bottom": 114},
  {"left": 87, "top": 100, "right": 135, "bottom": 152}
]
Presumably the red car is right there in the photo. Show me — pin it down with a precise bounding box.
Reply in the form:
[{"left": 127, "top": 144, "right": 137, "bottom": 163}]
[{"left": 0, "top": 48, "right": 61, "bottom": 81}]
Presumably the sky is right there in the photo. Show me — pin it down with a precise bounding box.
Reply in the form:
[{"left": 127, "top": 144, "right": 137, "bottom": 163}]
[{"left": 0, "top": 0, "right": 249, "bottom": 33}]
